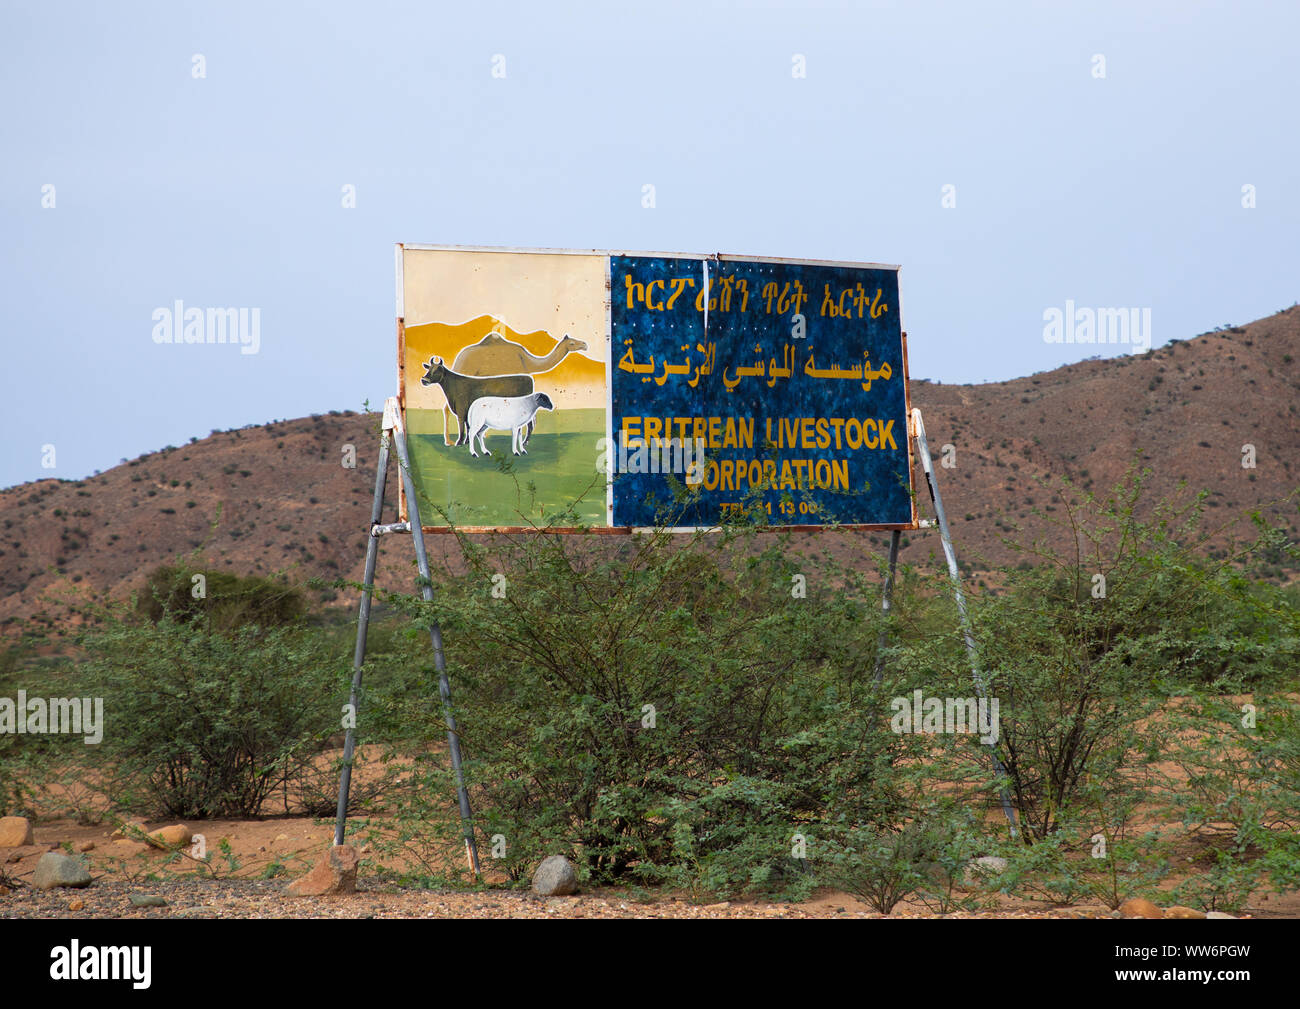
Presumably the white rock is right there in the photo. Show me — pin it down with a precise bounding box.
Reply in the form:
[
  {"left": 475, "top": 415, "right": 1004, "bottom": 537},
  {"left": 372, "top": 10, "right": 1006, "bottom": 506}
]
[
  {"left": 963, "top": 855, "right": 1009, "bottom": 885},
  {"left": 532, "top": 855, "right": 577, "bottom": 895}
]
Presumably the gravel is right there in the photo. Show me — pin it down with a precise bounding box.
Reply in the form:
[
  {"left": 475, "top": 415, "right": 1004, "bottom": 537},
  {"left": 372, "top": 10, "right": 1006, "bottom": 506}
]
[{"left": 0, "top": 877, "right": 1114, "bottom": 919}]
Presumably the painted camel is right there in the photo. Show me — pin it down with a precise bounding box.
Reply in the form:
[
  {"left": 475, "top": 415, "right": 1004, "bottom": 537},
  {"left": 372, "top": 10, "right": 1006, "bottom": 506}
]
[{"left": 441, "top": 332, "right": 588, "bottom": 445}]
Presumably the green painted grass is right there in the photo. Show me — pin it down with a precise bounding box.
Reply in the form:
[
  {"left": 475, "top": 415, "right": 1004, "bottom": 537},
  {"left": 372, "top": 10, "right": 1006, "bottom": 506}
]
[
  {"left": 408, "top": 406, "right": 604, "bottom": 436},
  {"left": 406, "top": 408, "right": 607, "bottom": 527}
]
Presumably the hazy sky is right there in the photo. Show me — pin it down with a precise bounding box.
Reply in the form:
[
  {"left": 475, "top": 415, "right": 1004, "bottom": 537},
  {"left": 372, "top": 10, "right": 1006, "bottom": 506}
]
[{"left": 1, "top": 0, "right": 1296, "bottom": 488}]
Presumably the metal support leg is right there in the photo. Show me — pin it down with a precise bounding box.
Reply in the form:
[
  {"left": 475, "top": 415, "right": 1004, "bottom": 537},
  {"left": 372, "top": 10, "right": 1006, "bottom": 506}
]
[
  {"left": 911, "top": 408, "right": 1018, "bottom": 836},
  {"left": 390, "top": 424, "right": 482, "bottom": 876},
  {"left": 334, "top": 432, "right": 391, "bottom": 846},
  {"left": 873, "top": 529, "right": 901, "bottom": 685}
]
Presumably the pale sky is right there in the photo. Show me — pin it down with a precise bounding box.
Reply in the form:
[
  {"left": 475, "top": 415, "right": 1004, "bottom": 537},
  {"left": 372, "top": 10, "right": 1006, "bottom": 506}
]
[{"left": 1, "top": 0, "right": 1296, "bottom": 487}]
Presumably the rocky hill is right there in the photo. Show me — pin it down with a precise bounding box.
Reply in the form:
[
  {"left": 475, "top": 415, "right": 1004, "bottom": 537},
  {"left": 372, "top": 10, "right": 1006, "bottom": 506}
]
[{"left": 2, "top": 306, "right": 1297, "bottom": 631}]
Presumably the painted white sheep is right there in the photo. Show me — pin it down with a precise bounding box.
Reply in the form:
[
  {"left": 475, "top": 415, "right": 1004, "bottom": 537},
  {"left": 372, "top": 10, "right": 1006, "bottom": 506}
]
[{"left": 465, "top": 392, "right": 554, "bottom": 458}]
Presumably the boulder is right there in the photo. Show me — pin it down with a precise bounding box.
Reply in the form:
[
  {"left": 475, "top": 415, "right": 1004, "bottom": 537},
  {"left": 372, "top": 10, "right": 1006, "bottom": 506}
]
[
  {"left": 286, "top": 845, "right": 359, "bottom": 897},
  {"left": 32, "top": 852, "right": 92, "bottom": 890},
  {"left": 1119, "top": 898, "right": 1164, "bottom": 919},
  {"left": 0, "top": 816, "right": 34, "bottom": 847},
  {"left": 532, "top": 855, "right": 577, "bottom": 896},
  {"left": 1165, "top": 905, "right": 1207, "bottom": 919},
  {"left": 129, "top": 894, "right": 167, "bottom": 907},
  {"left": 1206, "top": 911, "right": 1237, "bottom": 919},
  {"left": 962, "top": 855, "right": 1009, "bottom": 885},
  {"left": 146, "top": 824, "right": 192, "bottom": 849}
]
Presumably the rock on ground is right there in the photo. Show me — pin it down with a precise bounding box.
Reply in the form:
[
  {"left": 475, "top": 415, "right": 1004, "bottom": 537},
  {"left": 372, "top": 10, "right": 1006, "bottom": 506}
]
[
  {"left": 5, "top": 845, "right": 49, "bottom": 864},
  {"left": 32, "top": 852, "right": 92, "bottom": 890},
  {"left": 146, "top": 824, "right": 193, "bottom": 848},
  {"left": 532, "top": 855, "right": 577, "bottom": 896},
  {"left": 286, "top": 845, "right": 359, "bottom": 897},
  {"left": 1119, "top": 898, "right": 1164, "bottom": 919},
  {"left": 0, "top": 874, "right": 1266, "bottom": 919},
  {"left": 0, "top": 816, "right": 34, "bottom": 847},
  {"left": 1165, "top": 905, "right": 1207, "bottom": 919}
]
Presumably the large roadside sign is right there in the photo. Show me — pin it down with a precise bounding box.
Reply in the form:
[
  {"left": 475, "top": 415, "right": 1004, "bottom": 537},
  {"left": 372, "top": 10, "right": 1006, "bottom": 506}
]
[{"left": 397, "top": 245, "right": 916, "bottom": 532}]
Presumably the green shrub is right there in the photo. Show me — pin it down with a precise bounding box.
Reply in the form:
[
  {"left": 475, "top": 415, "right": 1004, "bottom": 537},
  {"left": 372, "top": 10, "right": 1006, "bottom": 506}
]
[
  {"left": 77, "top": 613, "right": 343, "bottom": 818},
  {"left": 1164, "top": 693, "right": 1300, "bottom": 907},
  {"left": 373, "top": 521, "right": 906, "bottom": 898},
  {"left": 136, "top": 564, "right": 304, "bottom": 631},
  {"left": 821, "top": 812, "right": 953, "bottom": 914},
  {"left": 971, "top": 470, "right": 1298, "bottom": 841}
]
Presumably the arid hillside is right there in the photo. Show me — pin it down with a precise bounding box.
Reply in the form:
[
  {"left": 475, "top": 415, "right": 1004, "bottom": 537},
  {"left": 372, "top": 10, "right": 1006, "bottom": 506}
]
[
  {"left": 2, "top": 305, "right": 1297, "bottom": 629},
  {"left": 906, "top": 304, "right": 1299, "bottom": 572}
]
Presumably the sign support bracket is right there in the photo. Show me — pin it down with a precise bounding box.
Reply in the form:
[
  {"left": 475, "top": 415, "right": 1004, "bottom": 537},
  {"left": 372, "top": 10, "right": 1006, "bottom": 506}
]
[
  {"left": 872, "top": 529, "right": 901, "bottom": 685},
  {"left": 333, "top": 397, "right": 482, "bottom": 876},
  {"left": 876, "top": 408, "right": 1019, "bottom": 836}
]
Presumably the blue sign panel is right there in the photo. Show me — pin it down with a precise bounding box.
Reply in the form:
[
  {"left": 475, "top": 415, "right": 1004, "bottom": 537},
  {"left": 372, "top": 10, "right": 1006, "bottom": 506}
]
[{"left": 609, "top": 255, "right": 913, "bottom": 528}]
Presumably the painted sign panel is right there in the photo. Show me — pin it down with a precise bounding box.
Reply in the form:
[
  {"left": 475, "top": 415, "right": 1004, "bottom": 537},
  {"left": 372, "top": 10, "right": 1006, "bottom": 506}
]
[
  {"left": 400, "top": 248, "right": 609, "bottom": 528},
  {"left": 398, "top": 245, "right": 914, "bottom": 531},
  {"left": 610, "top": 255, "right": 912, "bottom": 528}
]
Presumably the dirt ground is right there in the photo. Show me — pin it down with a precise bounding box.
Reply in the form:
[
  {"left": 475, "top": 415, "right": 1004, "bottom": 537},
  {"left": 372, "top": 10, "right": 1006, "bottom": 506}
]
[{"left": 1, "top": 815, "right": 1292, "bottom": 919}]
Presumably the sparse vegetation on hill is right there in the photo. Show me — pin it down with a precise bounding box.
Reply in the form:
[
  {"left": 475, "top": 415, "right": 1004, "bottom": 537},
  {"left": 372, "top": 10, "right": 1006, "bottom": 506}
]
[
  {"left": 136, "top": 564, "right": 306, "bottom": 632},
  {"left": 2, "top": 307, "right": 1298, "bottom": 631}
]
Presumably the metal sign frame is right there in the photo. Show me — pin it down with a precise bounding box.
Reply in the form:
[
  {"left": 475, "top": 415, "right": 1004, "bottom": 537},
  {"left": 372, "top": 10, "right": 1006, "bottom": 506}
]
[
  {"left": 395, "top": 243, "right": 919, "bottom": 535},
  {"left": 334, "top": 247, "right": 1018, "bottom": 873}
]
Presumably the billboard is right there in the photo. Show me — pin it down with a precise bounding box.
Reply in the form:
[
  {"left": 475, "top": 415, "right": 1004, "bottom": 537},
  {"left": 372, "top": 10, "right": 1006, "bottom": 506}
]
[{"left": 398, "top": 245, "right": 915, "bottom": 531}]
